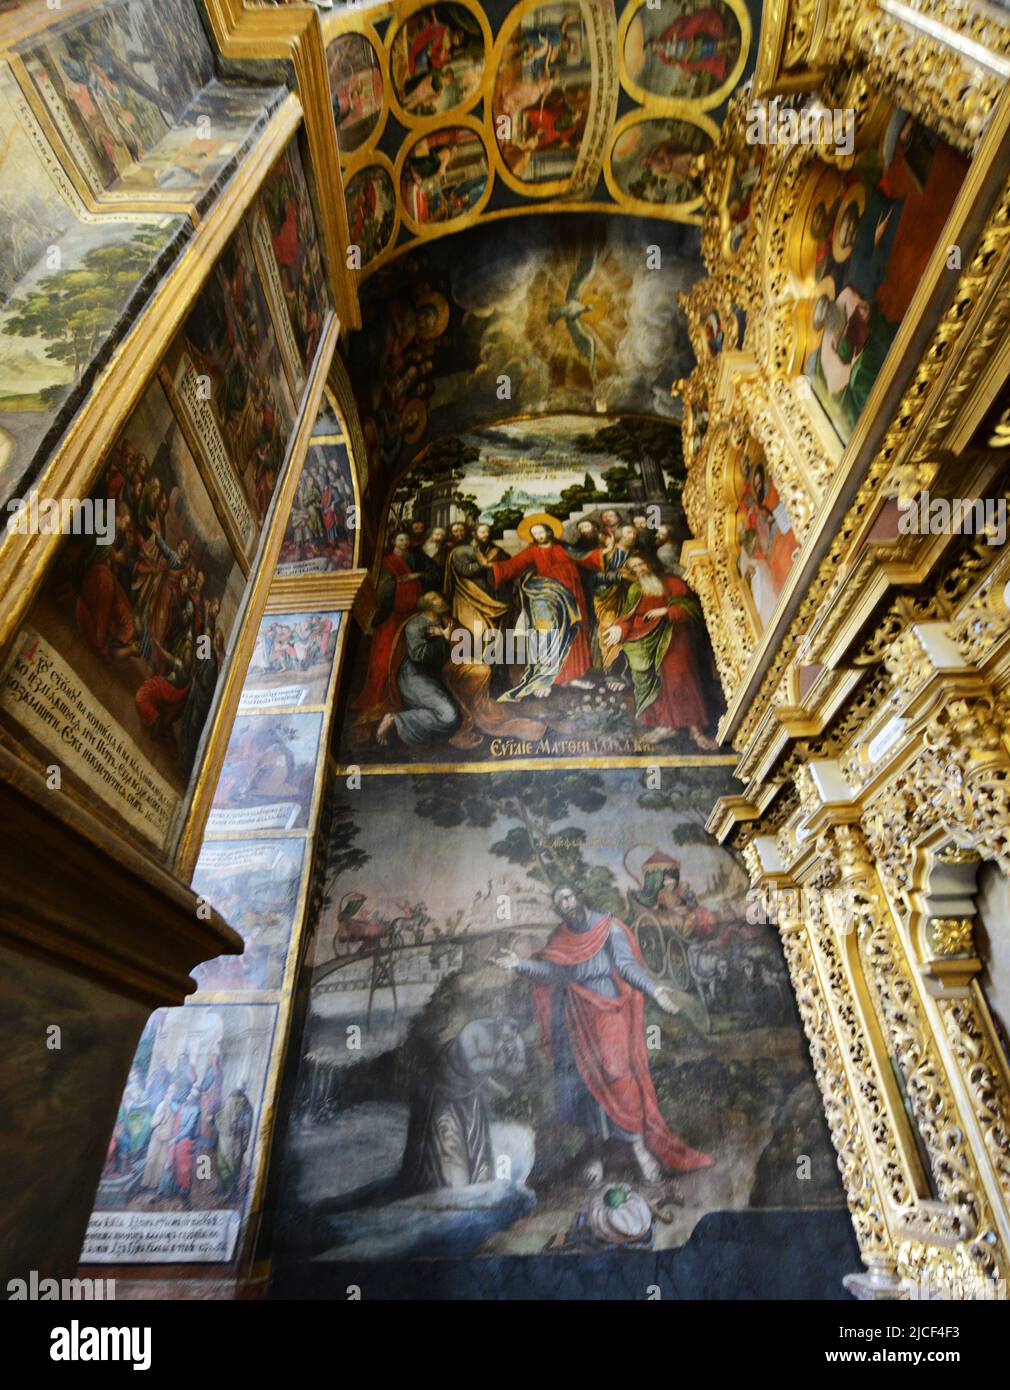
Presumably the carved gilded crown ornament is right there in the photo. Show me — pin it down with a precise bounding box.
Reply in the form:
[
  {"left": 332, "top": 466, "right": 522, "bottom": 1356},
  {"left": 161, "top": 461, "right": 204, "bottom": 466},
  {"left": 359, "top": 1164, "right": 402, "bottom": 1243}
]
[{"left": 686, "top": 0, "right": 1010, "bottom": 1299}]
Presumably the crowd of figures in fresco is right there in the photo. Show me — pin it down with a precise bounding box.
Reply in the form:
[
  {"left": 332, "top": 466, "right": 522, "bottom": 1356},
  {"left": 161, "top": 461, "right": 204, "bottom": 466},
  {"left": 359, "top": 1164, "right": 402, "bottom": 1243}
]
[
  {"left": 51, "top": 396, "right": 235, "bottom": 775},
  {"left": 347, "top": 418, "right": 723, "bottom": 761},
  {"left": 102, "top": 1023, "right": 256, "bottom": 1210}
]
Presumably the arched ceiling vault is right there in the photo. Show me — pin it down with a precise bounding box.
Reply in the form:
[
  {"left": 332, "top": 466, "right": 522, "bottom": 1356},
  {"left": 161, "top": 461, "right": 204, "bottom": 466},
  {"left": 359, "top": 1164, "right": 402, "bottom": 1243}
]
[{"left": 326, "top": 0, "right": 763, "bottom": 508}]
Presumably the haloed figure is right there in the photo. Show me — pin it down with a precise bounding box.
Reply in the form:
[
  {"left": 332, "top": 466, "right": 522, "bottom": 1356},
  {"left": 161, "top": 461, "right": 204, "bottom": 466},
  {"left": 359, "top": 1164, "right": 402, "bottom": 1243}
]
[{"left": 494, "top": 884, "right": 714, "bottom": 1185}]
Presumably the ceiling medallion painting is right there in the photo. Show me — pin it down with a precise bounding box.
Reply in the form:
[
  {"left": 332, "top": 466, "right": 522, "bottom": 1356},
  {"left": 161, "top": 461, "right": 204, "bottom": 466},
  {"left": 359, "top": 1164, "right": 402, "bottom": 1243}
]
[
  {"left": 397, "top": 118, "right": 492, "bottom": 230},
  {"left": 329, "top": 29, "right": 386, "bottom": 155},
  {"left": 618, "top": 0, "right": 750, "bottom": 111},
  {"left": 606, "top": 111, "right": 716, "bottom": 213},
  {"left": 488, "top": 0, "right": 619, "bottom": 196},
  {"left": 388, "top": 0, "right": 491, "bottom": 122},
  {"left": 344, "top": 157, "right": 400, "bottom": 264},
  {"left": 324, "top": 0, "right": 757, "bottom": 278}
]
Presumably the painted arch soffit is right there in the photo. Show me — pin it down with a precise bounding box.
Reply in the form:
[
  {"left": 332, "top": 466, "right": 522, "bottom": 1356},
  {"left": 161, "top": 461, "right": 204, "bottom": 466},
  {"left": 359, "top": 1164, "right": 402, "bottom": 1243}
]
[{"left": 325, "top": 0, "right": 761, "bottom": 279}]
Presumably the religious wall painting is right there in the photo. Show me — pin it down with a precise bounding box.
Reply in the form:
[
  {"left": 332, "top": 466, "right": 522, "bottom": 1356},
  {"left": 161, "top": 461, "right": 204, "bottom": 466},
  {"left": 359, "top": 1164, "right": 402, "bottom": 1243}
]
[
  {"left": 619, "top": 0, "right": 747, "bottom": 108},
  {"left": 398, "top": 124, "right": 490, "bottom": 230},
  {"left": 272, "top": 766, "right": 843, "bottom": 1272},
  {"left": 0, "top": 68, "right": 187, "bottom": 509},
  {"left": 83, "top": 1002, "right": 277, "bottom": 1263},
  {"left": 389, "top": 2, "right": 487, "bottom": 120},
  {"left": 607, "top": 114, "right": 712, "bottom": 210},
  {"left": 277, "top": 440, "right": 356, "bottom": 575},
  {"left": 349, "top": 217, "right": 698, "bottom": 483},
  {"left": 240, "top": 611, "right": 342, "bottom": 711},
  {"left": 730, "top": 437, "right": 799, "bottom": 635},
  {"left": 17, "top": 0, "right": 216, "bottom": 197},
  {"left": 79, "top": 81, "right": 285, "bottom": 205},
  {"left": 164, "top": 220, "right": 296, "bottom": 552},
  {"left": 0, "top": 65, "right": 76, "bottom": 305},
  {"left": 0, "top": 214, "right": 185, "bottom": 511},
  {"left": 251, "top": 137, "right": 330, "bottom": 385},
  {"left": 491, "top": 1, "right": 591, "bottom": 187},
  {"left": 192, "top": 838, "right": 307, "bottom": 992},
  {"left": 0, "top": 377, "right": 245, "bottom": 850},
  {"left": 793, "top": 105, "right": 969, "bottom": 444},
  {"left": 328, "top": 31, "right": 384, "bottom": 154},
  {"left": 344, "top": 162, "right": 397, "bottom": 270},
  {"left": 344, "top": 414, "right": 725, "bottom": 765},
  {"left": 206, "top": 709, "right": 324, "bottom": 834},
  {"left": 721, "top": 139, "right": 764, "bottom": 259},
  {"left": 682, "top": 381, "right": 709, "bottom": 464}
]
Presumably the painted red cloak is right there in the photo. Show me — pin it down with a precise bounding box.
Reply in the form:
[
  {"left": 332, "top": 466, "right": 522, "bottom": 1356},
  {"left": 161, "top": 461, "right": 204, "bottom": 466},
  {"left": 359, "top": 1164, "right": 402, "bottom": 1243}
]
[
  {"left": 352, "top": 551, "right": 422, "bottom": 711},
  {"left": 490, "top": 542, "right": 591, "bottom": 684},
  {"left": 530, "top": 913, "right": 714, "bottom": 1172}
]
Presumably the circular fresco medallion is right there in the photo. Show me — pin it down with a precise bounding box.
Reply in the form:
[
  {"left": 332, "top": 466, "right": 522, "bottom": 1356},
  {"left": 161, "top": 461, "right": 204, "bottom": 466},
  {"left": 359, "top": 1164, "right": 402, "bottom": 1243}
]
[
  {"left": 622, "top": 0, "right": 746, "bottom": 106},
  {"left": 610, "top": 117, "right": 712, "bottom": 206},
  {"left": 389, "top": 3, "right": 487, "bottom": 119},
  {"left": 492, "top": 2, "right": 592, "bottom": 186},
  {"left": 399, "top": 126, "right": 490, "bottom": 228},
  {"left": 344, "top": 163, "right": 397, "bottom": 267},
  {"left": 328, "top": 32, "right": 384, "bottom": 155}
]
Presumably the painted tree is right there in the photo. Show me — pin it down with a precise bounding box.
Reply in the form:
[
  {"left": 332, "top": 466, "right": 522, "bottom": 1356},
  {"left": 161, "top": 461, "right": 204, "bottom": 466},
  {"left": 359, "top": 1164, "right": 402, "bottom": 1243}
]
[
  {"left": 410, "top": 770, "right": 624, "bottom": 913},
  {"left": 322, "top": 797, "right": 369, "bottom": 914},
  {"left": 635, "top": 765, "right": 730, "bottom": 845},
  {"left": 4, "top": 229, "right": 171, "bottom": 386},
  {"left": 388, "top": 434, "right": 480, "bottom": 526}
]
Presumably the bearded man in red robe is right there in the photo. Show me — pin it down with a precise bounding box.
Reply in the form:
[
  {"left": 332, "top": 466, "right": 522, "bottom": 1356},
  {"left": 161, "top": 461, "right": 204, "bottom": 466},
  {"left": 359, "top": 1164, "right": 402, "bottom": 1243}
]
[
  {"left": 494, "top": 884, "right": 714, "bottom": 1184},
  {"left": 352, "top": 531, "right": 423, "bottom": 718}
]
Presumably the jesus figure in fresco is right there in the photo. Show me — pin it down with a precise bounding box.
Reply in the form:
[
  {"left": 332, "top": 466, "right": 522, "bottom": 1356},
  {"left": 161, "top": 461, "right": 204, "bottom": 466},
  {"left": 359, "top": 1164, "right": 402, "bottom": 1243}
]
[
  {"left": 487, "top": 513, "right": 597, "bottom": 701},
  {"left": 493, "top": 884, "right": 714, "bottom": 1185}
]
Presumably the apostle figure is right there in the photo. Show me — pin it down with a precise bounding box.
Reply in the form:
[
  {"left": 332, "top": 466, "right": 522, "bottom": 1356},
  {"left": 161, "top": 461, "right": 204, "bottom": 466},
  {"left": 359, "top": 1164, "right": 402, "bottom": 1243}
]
[
  {"left": 494, "top": 884, "right": 714, "bottom": 1184},
  {"left": 579, "top": 522, "right": 638, "bottom": 677},
  {"left": 602, "top": 554, "right": 719, "bottom": 749},
  {"left": 488, "top": 513, "right": 595, "bottom": 701},
  {"left": 352, "top": 531, "right": 423, "bottom": 720},
  {"left": 376, "top": 591, "right": 461, "bottom": 747},
  {"left": 217, "top": 1085, "right": 254, "bottom": 1195}
]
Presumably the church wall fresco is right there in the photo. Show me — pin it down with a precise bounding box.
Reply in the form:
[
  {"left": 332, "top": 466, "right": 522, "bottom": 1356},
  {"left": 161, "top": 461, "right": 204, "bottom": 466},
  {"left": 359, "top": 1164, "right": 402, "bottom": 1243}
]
[
  {"left": 789, "top": 105, "right": 969, "bottom": 445},
  {"left": 0, "top": 123, "right": 337, "bottom": 860},
  {"left": 162, "top": 220, "right": 297, "bottom": 558},
  {"left": 77, "top": 376, "right": 364, "bottom": 1264},
  {"left": 0, "top": 376, "right": 246, "bottom": 851},
  {"left": 250, "top": 137, "right": 331, "bottom": 389},
  {"left": 0, "top": 0, "right": 290, "bottom": 513},
  {"left": 348, "top": 214, "right": 699, "bottom": 488},
  {"left": 277, "top": 438, "right": 356, "bottom": 575},
  {"left": 269, "top": 764, "right": 845, "bottom": 1280},
  {"left": 0, "top": 61, "right": 188, "bottom": 511},
  {"left": 345, "top": 413, "right": 728, "bottom": 764},
  {"left": 730, "top": 433, "right": 799, "bottom": 636},
  {"left": 82, "top": 1002, "right": 278, "bottom": 1264}
]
